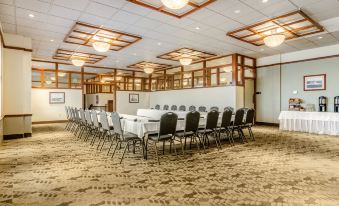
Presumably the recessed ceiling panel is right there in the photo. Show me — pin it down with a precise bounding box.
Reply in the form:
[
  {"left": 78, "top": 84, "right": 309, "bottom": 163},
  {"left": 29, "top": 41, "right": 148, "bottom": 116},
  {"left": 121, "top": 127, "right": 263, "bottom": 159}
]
[
  {"left": 64, "top": 22, "right": 142, "bottom": 51},
  {"left": 157, "top": 48, "right": 217, "bottom": 62},
  {"left": 128, "top": 61, "right": 173, "bottom": 70},
  {"left": 127, "top": 0, "right": 216, "bottom": 18},
  {"left": 227, "top": 10, "right": 324, "bottom": 46},
  {"left": 53, "top": 49, "right": 107, "bottom": 64}
]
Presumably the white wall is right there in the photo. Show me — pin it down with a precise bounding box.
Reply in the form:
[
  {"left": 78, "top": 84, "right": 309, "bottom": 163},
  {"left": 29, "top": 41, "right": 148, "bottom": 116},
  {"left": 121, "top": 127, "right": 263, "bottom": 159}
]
[
  {"left": 257, "top": 51, "right": 339, "bottom": 123},
  {"left": 32, "top": 89, "right": 82, "bottom": 122},
  {"left": 116, "top": 91, "right": 150, "bottom": 115},
  {"left": 3, "top": 33, "right": 32, "bottom": 135},
  {"left": 149, "top": 86, "right": 237, "bottom": 111}
]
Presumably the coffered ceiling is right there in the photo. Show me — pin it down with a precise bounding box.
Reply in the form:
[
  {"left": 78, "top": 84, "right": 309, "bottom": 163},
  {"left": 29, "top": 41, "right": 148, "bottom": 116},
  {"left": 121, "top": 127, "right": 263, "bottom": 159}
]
[{"left": 1, "top": 0, "right": 339, "bottom": 72}]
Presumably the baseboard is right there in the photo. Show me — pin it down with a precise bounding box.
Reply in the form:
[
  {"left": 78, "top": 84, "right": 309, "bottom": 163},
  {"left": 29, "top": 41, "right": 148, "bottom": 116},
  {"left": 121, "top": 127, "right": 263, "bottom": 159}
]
[
  {"left": 4, "top": 133, "right": 32, "bottom": 140},
  {"left": 256, "top": 122, "right": 279, "bottom": 127},
  {"left": 32, "top": 120, "right": 67, "bottom": 125}
]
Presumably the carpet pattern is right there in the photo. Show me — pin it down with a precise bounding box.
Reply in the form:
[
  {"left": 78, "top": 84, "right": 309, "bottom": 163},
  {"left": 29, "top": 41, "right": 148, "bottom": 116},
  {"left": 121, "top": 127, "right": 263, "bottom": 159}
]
[{"left": 0, "top": 124, "right": 339, "bottom": 206}]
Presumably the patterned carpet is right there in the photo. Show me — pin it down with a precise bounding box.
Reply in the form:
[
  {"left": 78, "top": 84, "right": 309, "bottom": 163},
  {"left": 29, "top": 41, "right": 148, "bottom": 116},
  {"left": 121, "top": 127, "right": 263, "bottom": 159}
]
[{"left": 0, "top": 124, "right": 339, "bottom": 206}]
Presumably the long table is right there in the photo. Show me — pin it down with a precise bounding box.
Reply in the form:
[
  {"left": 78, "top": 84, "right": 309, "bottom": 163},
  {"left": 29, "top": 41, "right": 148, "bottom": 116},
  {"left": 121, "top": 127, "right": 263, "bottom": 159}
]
[
  {"left": 278, "top": 111, "right": 339, "bottom": 136},
  {"left": 136, "top": 109, "right": 192, "bottom": 119}
]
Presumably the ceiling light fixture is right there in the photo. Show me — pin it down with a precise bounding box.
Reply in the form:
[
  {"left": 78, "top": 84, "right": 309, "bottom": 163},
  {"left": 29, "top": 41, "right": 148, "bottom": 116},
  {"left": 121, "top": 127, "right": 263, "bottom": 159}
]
[
  {"left": 262, "top": 0, "right": 268, "bottom": 3},
  {"left": 234, "top": 10, "right": 240, "bottom": 14},
  {"left": 144, "top": 68, "right": 154, "bottom": 74},
  {"left": 29, "top": 14, "right": 35, "bottom": 18},
  {"left": 50, "top": 77, "right": 56, "bottom": 81},
  {"left": 92, "top": 37, "right": 110, "bottom": 52},
  {"left": 58, "top": 72, "right": 66, "bottom": 77},
  {"left": 179, "top": 54, "right": 192, "bottom": 66},
  {"left": 161, "top": 0, "right": 189, "bottom": 10},
  {"left": 318, "top": 36, "right": 323, "bottom": 39},
  {"left": 264, "top": 29, "right": 285, "bottom": 47},
  {"left": 195, "top": 26, "right": 200, "bottom": 30},
  {"left": 50, "top": 39, "right": 54, "bottom": 42},
  {"left": 71, "top": 58, "right": 85, "bottom": 67}
]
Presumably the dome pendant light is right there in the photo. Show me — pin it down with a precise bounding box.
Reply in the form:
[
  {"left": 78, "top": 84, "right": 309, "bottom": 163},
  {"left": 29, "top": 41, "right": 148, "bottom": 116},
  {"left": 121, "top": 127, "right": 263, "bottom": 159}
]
[
  {"left": 93, "top": 41, "right": 110, "bottom": 52},
  {"left": 179, "top": 54, "right": 192, "bottom": 66},
  {"left": 264, "top": 29, "right": 285, "bottom": 48},
  {"left": 161, "top": 0, "right": 189, "bottom": 10},
  {"left": 71, "top": 58, "right": 85, "bottom": 67},
  {"left": 144, "top": 68, "right": 154, "bottom": 74}
]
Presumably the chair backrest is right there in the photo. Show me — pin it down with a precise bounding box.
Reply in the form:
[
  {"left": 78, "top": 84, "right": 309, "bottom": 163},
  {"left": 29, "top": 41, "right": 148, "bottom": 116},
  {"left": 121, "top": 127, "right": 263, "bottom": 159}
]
[
  {"left": 198, "top": 106, "right": 206, "bottom": 112},
  {"left": 65, "top": 106, "right": 70, "bottom": 119},
  {"left": 233, "top": 109, "right": 245, "bottom": 126},
  {"left": 205, "top": 110, "right": 219, "bottom": 130},
  {"left": 220, "top": 109, "right": 233, "bottom": 128},
  {"left": 224, "top": 106, "right": 234, "bottom": 113},
  {"left": 79, "top": 109, "right": 86, "bottom": 123},
  {"left": 91, "top": 110, "right": 100, "bottom": 127},
  {"left": 84, "top": 110, "right": 92, "bottom": 125},
  {"left": 185, "top": 111, "right": 200, "bottom": 133},
  {"left": 210, "top": 106, "right": 219, "bottom": 112},
  {"left": 179, "top": 105, "right": 186, "bottom": 111},
  {"left": 155, "top": 105, "right": 160, "bottom": 110},
  {"left": 99, "top": 112, "right": 110, "bottom": 131},
  {"left": 171, "top": 105, "right": 177, "bottom": 111},
  {"left": 188, "top": 105, "right": 196, "bottom": 112},
  {"left": 163, "top": 105, "right": 169, "bottom": 110},
  {"left": 73, "top": 108, "right": 80, "bottom": 121},
  {"left": 245, "top": 108, "right": 255, "bottom": 124},
  {"left": 111, "top": 112, "right": 123, "bottom": 136},
  {"left": 159, "top": 112, "right": 178, "bottom": 136}
]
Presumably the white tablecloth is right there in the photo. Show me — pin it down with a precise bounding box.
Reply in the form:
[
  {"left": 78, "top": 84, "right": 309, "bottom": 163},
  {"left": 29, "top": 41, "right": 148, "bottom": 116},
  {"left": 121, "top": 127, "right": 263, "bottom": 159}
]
[
  {"left": 278, "top": 111, "right": 339, "bottom": 136},
  {"left": 137, "top": 109, "right": 199, "bottom": 119}
]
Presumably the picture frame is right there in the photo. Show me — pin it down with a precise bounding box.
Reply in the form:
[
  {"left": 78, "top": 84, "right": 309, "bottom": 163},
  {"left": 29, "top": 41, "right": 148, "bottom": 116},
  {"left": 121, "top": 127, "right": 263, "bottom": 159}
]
[
  {"left": 129, "top": 93, "right": 139, "bottom": 103},
  {"left": 49, "top": 92, "right": 65, "bottom": 104},
  {"left": 304, "top": 74, "right": 326, "bottom": 91}
]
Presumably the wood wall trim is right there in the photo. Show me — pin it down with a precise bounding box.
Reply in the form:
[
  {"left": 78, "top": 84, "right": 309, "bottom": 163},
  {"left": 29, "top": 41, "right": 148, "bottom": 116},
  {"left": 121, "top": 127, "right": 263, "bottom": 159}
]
[
  {"left": 257, "top": 54, "right": 339, "bottom": 68},
  {"left": 5, "top": 114, "right": 33, "bottom": 117}
]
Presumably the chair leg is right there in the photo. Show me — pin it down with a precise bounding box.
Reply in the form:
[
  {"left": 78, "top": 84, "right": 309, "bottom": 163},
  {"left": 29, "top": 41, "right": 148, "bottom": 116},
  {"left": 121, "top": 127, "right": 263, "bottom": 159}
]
[
  {"left": 119, "top": 142, "right": 129, "bottom": 164},
  {"left": 153, "top": 141, "right": 160, "bottom": 165},
  {"left": 179, "top": 138, "right": 185, "bottom": 155},
  {"left": 163, "top": 141, "right": 165, "bottom": 155},
  {"left": 249, "top": 127, "right": 255, "bottom": 140},
  {"left": 111, "top": 141, "right": 121, "bottom": 158}
]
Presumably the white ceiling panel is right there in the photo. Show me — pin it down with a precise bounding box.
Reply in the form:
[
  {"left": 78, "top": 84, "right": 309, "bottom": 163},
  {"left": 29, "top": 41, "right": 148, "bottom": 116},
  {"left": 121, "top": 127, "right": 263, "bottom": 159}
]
[{"left": 0, "top": 0, "right": 338, "bottom": 69}]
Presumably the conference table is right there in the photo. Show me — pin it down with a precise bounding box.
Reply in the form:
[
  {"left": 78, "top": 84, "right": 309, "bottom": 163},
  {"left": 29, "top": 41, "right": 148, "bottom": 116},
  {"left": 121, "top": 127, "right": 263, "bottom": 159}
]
[
  {"left": 278, "top": 111, "right": 339, "bottom": 136},
  {"left": 136, "top": 109, "right": 208, "bottom": 119}
]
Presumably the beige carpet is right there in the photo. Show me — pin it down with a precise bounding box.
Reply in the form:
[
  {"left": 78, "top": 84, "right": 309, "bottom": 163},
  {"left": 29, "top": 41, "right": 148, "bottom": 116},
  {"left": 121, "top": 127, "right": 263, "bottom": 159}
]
[{"left": 0, "top": 124, "right": 339, "bottom": 206}]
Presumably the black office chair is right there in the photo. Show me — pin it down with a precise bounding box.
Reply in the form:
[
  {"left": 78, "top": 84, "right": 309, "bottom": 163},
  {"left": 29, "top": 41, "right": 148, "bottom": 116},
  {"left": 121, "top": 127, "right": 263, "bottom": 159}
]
[
  {"left": 155, "top": 105, "right": 160, "bottom": 110},
  {"left": 198, "top": 110, "right": 221, "bottom": 150},
  {"left": 188, "top": 105, "right": 196, "bottom": 112},
  {"left": 210, "top": 106, "right": 219, "bottom": 112},
  {"left": 175, "top": 111, "right": 201, "bottom": 152},
  {"left": 171, "top": 105, "right": 177, "bottom": 111},
  {"left": 179, "top": 105, "right": 186, "bottom": 111},
  {"left": 198, "top": 106, "right": 207, "bottom": 112},
  {"left": 163, "top": 105, "right": 169, "bottom": 110},
  {"left": 242, "top": 108, "right": 255, "bottom": 141},
  {"left": 230, "top": 109, "right": 246, "bottom": 143},
  {"left": 224, "top": 106, "right": 234, "bottom": 113},
  {"left": 146, "top": 112, "right": 180, "bottom": 164},
  {"left": 218, "top": 109, "right": 234, "bottom": 145}
]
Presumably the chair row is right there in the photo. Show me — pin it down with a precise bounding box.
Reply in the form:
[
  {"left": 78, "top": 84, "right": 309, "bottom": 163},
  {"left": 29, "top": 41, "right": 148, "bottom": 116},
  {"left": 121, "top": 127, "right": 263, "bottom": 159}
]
[
  {"left": 64, "top": 106, "right": 255, "bottom": 165},
  {"left": 154, "top": 105, "right": 234, "bottom": 112}
]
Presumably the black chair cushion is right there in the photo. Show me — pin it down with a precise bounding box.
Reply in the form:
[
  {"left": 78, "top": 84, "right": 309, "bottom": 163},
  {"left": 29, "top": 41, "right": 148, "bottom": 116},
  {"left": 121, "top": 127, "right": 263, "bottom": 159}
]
[
  {"left": 123, "top": 132, "right": 140, "bottom": 141},
  {"left": 175, "top": 131, "right": 194, "bottom": 137},
  {"left": 148, "top": 133, "right": 173, "bottom": 141}
]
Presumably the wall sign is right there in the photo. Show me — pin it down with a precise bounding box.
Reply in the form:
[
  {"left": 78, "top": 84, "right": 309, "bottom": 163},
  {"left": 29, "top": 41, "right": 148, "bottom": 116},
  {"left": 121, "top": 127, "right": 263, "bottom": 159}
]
[
  {"left": 129, "top": 93, "right": 139, "bottom": 103},
  {"left": 304, "top": 74, "right": 326, "bottom": 91},
  {"left": 49, "top": 92, "right": 65, "bottom": 104}
]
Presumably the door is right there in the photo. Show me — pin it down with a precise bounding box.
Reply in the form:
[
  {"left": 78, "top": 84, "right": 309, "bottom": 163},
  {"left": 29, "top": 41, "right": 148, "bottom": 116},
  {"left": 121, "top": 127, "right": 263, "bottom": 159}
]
[
  {"left": 244, "top": 79, "right": 255, "bottom": 109},
  {"left": 107, "top": 100, "right": 114, "bottom": 112}
]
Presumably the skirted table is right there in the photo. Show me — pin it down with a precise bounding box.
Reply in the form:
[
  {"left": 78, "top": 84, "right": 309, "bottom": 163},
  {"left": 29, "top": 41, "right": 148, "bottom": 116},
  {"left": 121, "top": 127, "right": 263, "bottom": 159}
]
[{"left": 278, "top": 111, "right": 339, "bottom": 136}]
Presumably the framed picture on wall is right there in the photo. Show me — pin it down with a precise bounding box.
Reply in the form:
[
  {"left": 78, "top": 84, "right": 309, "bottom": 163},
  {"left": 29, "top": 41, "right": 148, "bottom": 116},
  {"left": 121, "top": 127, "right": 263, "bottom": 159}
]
[
  {"left": 49, "top": 92, "right": 65, "bottom": 104},
  {"left": 129, "top": 93, "right": 139, "bottom": 103},
  {"left": 304, "top": 74, "right": 326, "bottom": 91}
]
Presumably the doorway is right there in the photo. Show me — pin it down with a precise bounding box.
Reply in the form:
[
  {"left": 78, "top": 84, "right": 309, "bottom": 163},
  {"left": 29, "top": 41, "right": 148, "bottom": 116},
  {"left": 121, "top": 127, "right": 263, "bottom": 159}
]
[{"left": 244, "top": 79, "right": 255, "bottom": 109}]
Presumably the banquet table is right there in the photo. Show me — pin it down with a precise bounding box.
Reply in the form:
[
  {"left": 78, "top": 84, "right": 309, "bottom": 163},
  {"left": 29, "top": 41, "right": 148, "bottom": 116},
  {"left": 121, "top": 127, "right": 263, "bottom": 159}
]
[
  {"left": 136, "top": 109, "right": 207, "bottom": 119},
  {"left": 278, "top": 111, "right": 339, "bottom": 136}
]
